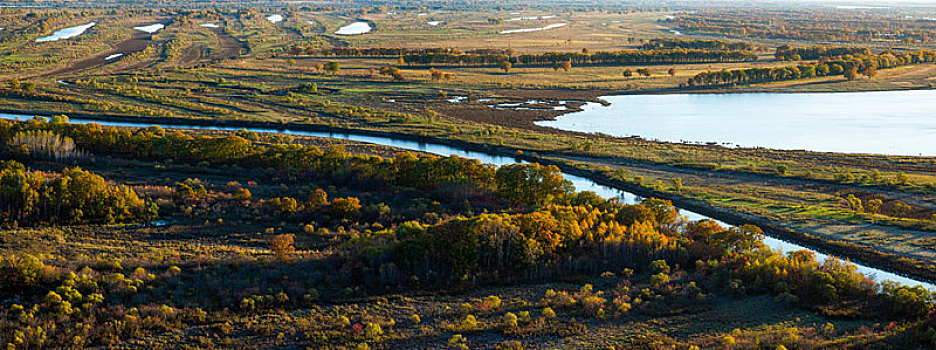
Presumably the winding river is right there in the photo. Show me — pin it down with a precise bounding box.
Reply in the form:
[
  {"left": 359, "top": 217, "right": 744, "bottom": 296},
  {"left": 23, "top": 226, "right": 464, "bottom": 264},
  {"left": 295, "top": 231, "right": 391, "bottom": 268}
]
[
  {"left": 537, "top": 90, "right": 936, "bottom": 156},
  {"left": 0, "top": 112, "right": 930, "bottom": 289}
]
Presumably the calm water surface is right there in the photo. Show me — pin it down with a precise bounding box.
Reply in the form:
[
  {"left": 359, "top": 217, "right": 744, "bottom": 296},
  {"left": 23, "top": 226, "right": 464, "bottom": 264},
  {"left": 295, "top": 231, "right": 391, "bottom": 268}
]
[
  {"left": 335, "top": 22, "right": 372, "bottom": 35},
  {"left": 537, "top": 90, "right": 936, "bottom": 156},
  {"left": 36, "top": 22, "right": 95, "bottom": 42}
]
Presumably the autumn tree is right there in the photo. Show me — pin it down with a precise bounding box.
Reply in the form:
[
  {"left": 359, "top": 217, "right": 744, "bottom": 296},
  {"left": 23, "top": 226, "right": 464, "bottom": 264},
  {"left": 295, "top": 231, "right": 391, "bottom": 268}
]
[
  {"left": 270, "top": 233, "right": 296, "bottom": 262},
  {"left": 559, "top": 60, "right": 572, "bottom": 72},
  {"left": 861, "top": 66, "right": 877, "bottom": 79},
  {"left": 844, "top": 66, "right": 859, "bottom": 81},
  {"left": 499, "top": 60, "right": 512, "bottom": 73},
  {"left": 668, "top": 68, "right": 677, "bottom": 77},
  {"left": 235, "top": 188, "right": 252, "bottom": 201},
  {"left": 330, "top": 197, "right": 362, "bottom": 220}
]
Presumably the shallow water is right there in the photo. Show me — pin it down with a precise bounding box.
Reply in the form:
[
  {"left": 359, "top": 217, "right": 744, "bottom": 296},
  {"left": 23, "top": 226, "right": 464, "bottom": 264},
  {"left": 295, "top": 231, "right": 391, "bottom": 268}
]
[
  {"left": 267, "top": 15, "right": 284, "bottom": 24},
  {"left": 104, "top": 53, "right": 123, "bottom": 60},
  {"left": 36, "top": 22, "right": 96, "bottom": 42},
  {"left": 500, "top": 23, "right": 567, "bottom": 34},
  {"left": 0, "top": 113, "right": 929, "bottom": 289},
  {"left": 134, "top": 23, "right": 164, "bottom": 33},
  {"left": 537, "top": 90, "right": 936, "bottom": 156},
  {"left": 335, "top": 22, "right": 372, "bottom": 35},
  {"left": 200, "top": 23, "right": 220, "bottom": 28}
]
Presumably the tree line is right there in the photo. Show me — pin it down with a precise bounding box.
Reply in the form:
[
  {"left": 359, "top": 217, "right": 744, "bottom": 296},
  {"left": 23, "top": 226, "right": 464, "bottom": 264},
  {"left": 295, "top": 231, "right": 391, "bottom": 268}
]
[
  {"left": 687, "top": 49, "right": 936, "bottom": 87},
  {"left": 347, "top": 194, "right": 935, "bottom": 325},
  {"left": 0, "top": 119, "right": 571, "bottom": 213},
  {"left": 400, "top": 49, "right": 756, "bottom": 67},
  {"left": 288, "top": 46, "right": 483, "bottom": 57},
  {"left": 668, "top": 9, "right": 936, "bottom": 43},
  {"left": 775, "top": 45, "right": 871, "bottom": 61},
  {"left": 0, "top": 160, "right": 156, "bottom": 227},
  {"left": 284, "top": 45, "right": 755, "bottom": 66},
  {"left": 639, "top": 38, "right": 756, "bottom": 52}
]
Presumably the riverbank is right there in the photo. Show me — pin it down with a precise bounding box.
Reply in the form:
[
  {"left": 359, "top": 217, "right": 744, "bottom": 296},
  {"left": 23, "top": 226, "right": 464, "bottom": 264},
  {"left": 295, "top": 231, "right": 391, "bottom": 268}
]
[{"left": 5, "top": 111, "right": 935, "bottom": 286}]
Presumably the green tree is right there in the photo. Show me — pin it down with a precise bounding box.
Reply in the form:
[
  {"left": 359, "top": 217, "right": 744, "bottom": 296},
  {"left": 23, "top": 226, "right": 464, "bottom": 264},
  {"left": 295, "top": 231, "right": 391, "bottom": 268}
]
[
  {"left": 323, "top": 61, "right": 341, "bottom": 74},
  {"left": 495, "top": 163, "right": 572, "bottom": 208},
  {"left": 844, "top": 66, "right": 859, "bottom": 81},
  {"left": 622, "top": 68, "right": 634, "bottom": 79}
]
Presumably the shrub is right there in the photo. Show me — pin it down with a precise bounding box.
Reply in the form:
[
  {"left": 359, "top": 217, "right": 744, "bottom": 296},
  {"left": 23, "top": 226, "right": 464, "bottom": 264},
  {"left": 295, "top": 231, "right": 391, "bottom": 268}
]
[
  {"left": 483, "top": 295, "right": 503, "bottom": 310},
  {"left": 364, "top": 322, "right": 383, "bottom": 342},
  {"left": 542, "top": 307, "right": 556, "bottom": 320},
  {"left": 502, "top": 312, "right": 518, "bottom": 328}
]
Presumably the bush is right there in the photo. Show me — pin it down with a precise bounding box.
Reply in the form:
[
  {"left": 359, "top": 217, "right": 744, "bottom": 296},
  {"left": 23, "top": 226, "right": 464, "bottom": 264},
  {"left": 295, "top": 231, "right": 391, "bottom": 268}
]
[{"left": 502, "top": 312, "right": 518, "bottom": 328}]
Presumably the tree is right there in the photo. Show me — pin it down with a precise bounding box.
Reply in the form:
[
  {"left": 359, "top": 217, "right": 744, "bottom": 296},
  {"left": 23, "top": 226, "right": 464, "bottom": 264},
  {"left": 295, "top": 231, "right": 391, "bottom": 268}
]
[
  {"left": 499, "top": 60, "right": 512, "bottom": 73},
  {"left": 308, "top": 188, "right": 328, "bottom": 207},
  {"left": 844, "top": 66, "right": 859, "bottom": 81},
  {"left": 235, "top": 188, "right": 252, "bottom": 201},
  {"left": 270, "top": 234, "right": 296, "bottom": 262},
  {"left": 668, "top": 68, "right": 677, "bottom": 77},
  {"left": 323, "top": 61, "right": 341, "bottom": 74},
  {"left": 495, "top": 163, "right": 572, "bottom": 208},
  {"left": 271, "top": 197, "right": 300, "bottom": 214},
  {"left": 330, "top": 197, "right": 362, "bottom": 220},
  {"left": 559, "top": 60, "right": 572, "bottom": 72},
  {"left": 844, "top": 194, "right": 863, "bottom": 212},
  {"left": 622, "top": 69, "right": 634, "bottom": 79},
  {"left": 861, "top": 66, "right": 877, "bottom": 79}
]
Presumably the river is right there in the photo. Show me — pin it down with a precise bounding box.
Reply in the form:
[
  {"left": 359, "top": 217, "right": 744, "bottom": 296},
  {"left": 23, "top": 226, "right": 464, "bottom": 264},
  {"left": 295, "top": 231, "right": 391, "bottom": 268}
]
[
  {"left": 536, "top": 90, "right": 936, "bottom": 156},
  {"left": 0, "top": 113, "right": 930, "bottom": 289}
]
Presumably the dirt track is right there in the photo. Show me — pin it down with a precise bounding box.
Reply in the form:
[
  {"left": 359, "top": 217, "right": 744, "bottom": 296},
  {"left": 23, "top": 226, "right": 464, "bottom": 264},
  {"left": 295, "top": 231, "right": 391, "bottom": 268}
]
[{"left": 28, "top": 33, "right": 154, "bottom": 79}]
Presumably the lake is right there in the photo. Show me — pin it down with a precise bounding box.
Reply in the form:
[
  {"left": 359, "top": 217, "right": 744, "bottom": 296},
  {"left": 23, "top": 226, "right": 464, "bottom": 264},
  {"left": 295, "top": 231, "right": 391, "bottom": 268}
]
[
  {"left": 536, "top": 90, "right": 936, "bottom": 156},
  {"left": 36, "top": 22, "right": 96, "bottom": 42},
  {"left": 134, "top": 23, "right": 164, "bottom": 33},
  {"left": 335, "top": 21, "right": 373, "bottom": 35}
]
